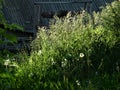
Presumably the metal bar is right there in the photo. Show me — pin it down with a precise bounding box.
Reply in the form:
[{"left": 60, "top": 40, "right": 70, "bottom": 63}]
[{"left": 34, "top": 0, "right": 92, "bottom": 5}]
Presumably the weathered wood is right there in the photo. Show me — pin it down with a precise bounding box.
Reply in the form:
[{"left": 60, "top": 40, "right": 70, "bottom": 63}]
[
  {"left": 34, "top": 0, "right": 93, "bottom": 27},
  {"left": 34, "top": 0, "right": 92, "bottom": 5}
]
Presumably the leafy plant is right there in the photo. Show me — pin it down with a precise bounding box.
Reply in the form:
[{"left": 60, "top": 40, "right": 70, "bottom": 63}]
[
  {"left": 1, "top": 0, "right": 120, "bottom": 89},
  {"left": 0, "top": 0, "right": 23, "bottom": 44},
  {"left": 0, "top": 1, "right": 24, "bottom": 89}
]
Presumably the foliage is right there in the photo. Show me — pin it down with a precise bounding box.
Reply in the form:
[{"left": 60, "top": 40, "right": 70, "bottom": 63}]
[
  {"left": 14, "top": 1, "right": 120, "bottom": 89},
  {"left": 101, "top": 0, "right": 120, "bottom": 34},
  {"left": 0, "top": 0, "right": 23, "bottom": 44},
  {"left": 0, "top": 0, "right": 23, "bottom": 67},
  {"left": 0, "top": 1, "right": 23, "bottom": 89},
  {"left": 0, "top": 0, "right": 120, "bottom": 90}
]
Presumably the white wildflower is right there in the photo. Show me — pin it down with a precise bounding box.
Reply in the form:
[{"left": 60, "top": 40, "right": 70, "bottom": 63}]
[
  {"left": 51, "top": 58, "right": 56, "bottom": 65},
  {"left": 79, "top": 53, "right": 84, "bottom": 58},
  {"left": 82, "top": 10, "right": 85, "bottom": 13},
  {"left": 76, "top": 80, "right": 81, "bottom": 86},
  {"left": 76, "top": 80, "right": 79, "bottom": 83},
  {"left": 38, "top": 50, "right": 42, "bottom": 55},
  {"left": 64, "top": 58, "right": 67, "bottom": 62},
  {"left": 62, "top": 59, "right": 67, "bottom": 67},
  {"left": 4, "top": 59, "right": 10, "bottom": 66}
]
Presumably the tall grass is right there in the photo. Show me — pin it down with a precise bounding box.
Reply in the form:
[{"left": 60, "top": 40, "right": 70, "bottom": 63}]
[{"left": 0, "top": 1, "right": 120, "bottom": 90}]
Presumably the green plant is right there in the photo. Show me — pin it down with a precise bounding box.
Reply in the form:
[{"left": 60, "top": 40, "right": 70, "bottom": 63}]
[
  {"left": 9, "top": 1, "right": 120, "bottom": 89},
  {"left": 101, "top": 0, "right": 120, "bottom": 35},
  {"left": 0, "top": 0, "right": 23, "bottom": 67},
  {"left": 0, "top": 3, "right": 23, "bottom": 44},
  {"left": 0, "top": 1, "right": 24, "bottom": 89}
]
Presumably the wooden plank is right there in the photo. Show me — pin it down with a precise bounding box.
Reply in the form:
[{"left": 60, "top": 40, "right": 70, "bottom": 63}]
[{"left": 34, "top": 0, "right": 92, "bottom": 5}]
